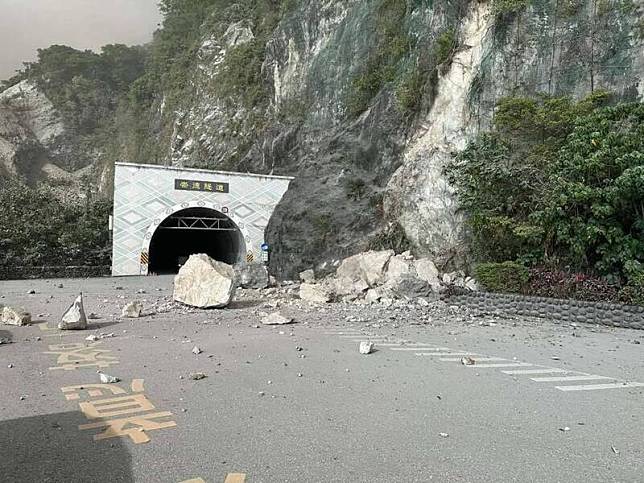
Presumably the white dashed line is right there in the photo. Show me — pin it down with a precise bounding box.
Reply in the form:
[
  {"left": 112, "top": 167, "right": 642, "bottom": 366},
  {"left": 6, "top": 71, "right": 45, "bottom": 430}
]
[
  {"left": 339, "top": 335, "right": 388, "bottom": 339},
  {"left": 323, "top": 333, "right": 363, "bottom": 336},
  {"left": 465, "top": 363, "right": 534, "bottom": 368},
  {"left": 440, "top": 357, "right": 507, "bottom": 362},
  {"left": 530, "top": 375, "right": 613, "bottom": 383},
  {"left": 390, "top": 347, "right": 451, "bottom": 351},
  {"left": 501, "top": 368, "right": 568, "bottom": 375},
  {"left": 415, "top": 352, "right": 478, "bottom": 357},
  {"left": 556, "top": 382, "right": 644, "bottom": 391},
  {"left": 375, "top": 342, "right": 427, "bottom": 347}
]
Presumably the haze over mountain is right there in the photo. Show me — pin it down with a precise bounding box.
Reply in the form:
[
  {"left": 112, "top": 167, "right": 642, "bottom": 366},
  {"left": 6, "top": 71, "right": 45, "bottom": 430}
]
[{"left": 0, "top": 0, "right": 161, "bottom": 80}]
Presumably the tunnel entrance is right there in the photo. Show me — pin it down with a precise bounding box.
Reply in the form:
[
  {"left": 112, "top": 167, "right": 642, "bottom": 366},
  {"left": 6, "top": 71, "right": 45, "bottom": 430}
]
[{"left": 147, "top": 207, "right": 245, "bottom": 274}]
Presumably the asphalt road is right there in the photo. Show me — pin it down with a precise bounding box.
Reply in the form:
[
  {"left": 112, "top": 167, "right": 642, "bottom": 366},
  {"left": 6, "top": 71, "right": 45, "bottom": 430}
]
[{"left": 1, "top": 276, "right": 643, "bottom": 482}]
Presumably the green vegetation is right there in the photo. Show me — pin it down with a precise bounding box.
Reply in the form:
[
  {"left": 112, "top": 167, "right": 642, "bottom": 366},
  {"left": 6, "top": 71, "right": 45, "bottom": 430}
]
[
  {"left": 11, "top": 44, "right": 145, "bottom": 130},
  {"left": 347, "top": 0, "right": 412, "bottom": 117},
  {"left": 3, "top": 44, "right": 147, "bottom": 171},
  {"left": 393, "top": 25, "right": 463, "bottom": 114},
  {"left": 446, "top": 93, "right": 644, "bottom": 298},
  {"left": 474, "top": 262, "right": 529, "bottom": 293},
  {"left": 395, "top": 67, "right": 426, "bottom": 112},
  {"left": 492, "top": 0, "right": 531, "bottom": 15},
  {"left": 434, "top": 29, "right": 457, "bottom": 66},
  {"left": 0, "top": 180, "right": 111, "bottom": 270}
]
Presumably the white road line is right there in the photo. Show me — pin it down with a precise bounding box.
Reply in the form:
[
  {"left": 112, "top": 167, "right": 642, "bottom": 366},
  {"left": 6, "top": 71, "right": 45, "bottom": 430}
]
[
  {"left": 390, "top": 347, "right": 451, "bottom": 351},
  {"left": 502, "top": 368, "right": 568, "bottom": 375},
  {"left": 323, "top": 333, "right": 363, "bottom": 336},
  {"left": 556, "top": 382, "right": 644, "bottom": 391},
  {"left": 466, "top": 363, "right": 534, "bottom": 368},
  {"left": 439, "top": 357, "right": 507, "bottom": 362},
  {"left": 324, "top": 329, "right": 362, "bottom": 334},
  {"left": 415, "top": 352, "right": 477, "bottom": 356},
  {"left": 531, "top": 375, "right": 613, "bottom": 382},
  {"left": 325, "top": 331, "right": 363, "bottom": 334},
  {"left": 339, "top": 335, "right": 385, "bottom": 339},
  {"left": 375, "top": 342, "right": 425, "bottom": 347}
]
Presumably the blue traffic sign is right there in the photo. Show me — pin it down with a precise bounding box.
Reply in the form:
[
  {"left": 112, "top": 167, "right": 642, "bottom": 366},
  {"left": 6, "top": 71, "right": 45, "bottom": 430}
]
[{"left": 261, "top": 243, "right": 269, "bottom": 252}]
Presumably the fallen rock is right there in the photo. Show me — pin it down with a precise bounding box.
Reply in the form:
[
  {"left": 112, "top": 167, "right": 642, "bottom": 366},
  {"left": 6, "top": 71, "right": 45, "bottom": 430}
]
[
  {"left": 386, "top": 274, "right": 434, "bottom": 300},
  {"left": 414, "top": 259, "right": 442, "bottom": 291},
  {"left": 2, "top": 306, "right": 32, "bottom": 326},
  {"left": 58, "top": 295, "right": 87, "bottom": 330},
  {"left": 86, "top": 335, "right": 99, "bottom": 342},
  {"left": 299, "top": 269, "right": 316, "bottom": 284},
  {"left": 365, "top": 288, "right": 383, "bottom": 304},
  {"left": 236, "top": 263, "right": 269, "bottom": 289},
  {"left": 359, "top": 341, "right": 374, "bottom": 354},
  {"left": 336, "top": 250, "right": 394, "bottom": 289},
  {"left": 461, "top": 356, "right": 475, "bottom": 366},
  {"left": 189, "top": 372, "right": 208, "bottom": 380},
  {"left": 385, "top": 254, "right": 414, "bottom": 281},
  {"left": 121, "top": 301, "right": 143, "bottom": 318},
  {"left": 262, "top": 312, "right": 294, "bottom": 325},
  {"left": 299, "top": 283, "right": 333, "bottom": 303},
  {"left": 192, "top": 346, "right": 202, "bottom": 355},
  {"left": 174, "top": 254, "right": 236, "bottom": 308},
  {"left": 99, "top": 372, "right": 120, "bottom": 384},
  {"left": 334, "top": 277, "right": 370, "bottom": 297}
]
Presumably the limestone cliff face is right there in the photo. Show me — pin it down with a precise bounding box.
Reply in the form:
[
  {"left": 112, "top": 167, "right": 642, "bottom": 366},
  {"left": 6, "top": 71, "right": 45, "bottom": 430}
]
[
  {"left": 1, "top": 0, "right": 642, "bottom": 276},
  {"left": 0, "top": 80, "right": 65, "bottom": 182}
]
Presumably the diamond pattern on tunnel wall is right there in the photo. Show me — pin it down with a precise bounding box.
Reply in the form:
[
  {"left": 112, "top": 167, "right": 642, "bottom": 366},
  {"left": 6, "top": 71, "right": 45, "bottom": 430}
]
[{"left": 112, "top": 163, "right": 293, "bottom": 276}]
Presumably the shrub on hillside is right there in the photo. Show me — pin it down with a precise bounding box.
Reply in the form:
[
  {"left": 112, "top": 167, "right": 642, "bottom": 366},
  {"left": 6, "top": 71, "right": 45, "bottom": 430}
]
[
  {"left": 525, "top": 268, "right": 619, "bottom": 302},
  {"left": 0, "top": 181, "right": 111, "bottom": 271},
  {"left": 446, "top": 94, "right": 643, "bottom": 285},
  {"left": 474, "top": 261, "right": 529, "bottom": 293}
]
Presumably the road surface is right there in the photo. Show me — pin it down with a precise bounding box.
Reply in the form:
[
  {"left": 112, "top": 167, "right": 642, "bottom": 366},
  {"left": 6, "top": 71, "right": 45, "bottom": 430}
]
[{"left": 1, "top": 276, "right": 642, "bottom": 482}]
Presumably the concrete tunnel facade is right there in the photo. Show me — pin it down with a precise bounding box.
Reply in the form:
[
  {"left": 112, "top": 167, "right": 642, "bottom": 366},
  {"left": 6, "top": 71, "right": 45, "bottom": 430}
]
[{"left": 111, "top": 162, "right": 293, "bottom": 276}]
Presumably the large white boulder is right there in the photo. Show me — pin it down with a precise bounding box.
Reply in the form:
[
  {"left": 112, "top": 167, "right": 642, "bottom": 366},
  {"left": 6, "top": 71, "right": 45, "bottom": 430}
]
[
  {"left": 59, "top": 294, "right": 88, "bottom": 330},
  {"left": 335, "top": 250, "right": 394, "bottom": 292},
  {"left": 385, "top": 255, "right": 414, "bottom": 281},
  {"left": 173, "top": 254, "right": 236, "bottom": 308},
  {"left": 414, "top": 258, "right": 442, "bottom": 291},
  {"left": 299, "top": 283, "right": 333, "bottom": 303}
]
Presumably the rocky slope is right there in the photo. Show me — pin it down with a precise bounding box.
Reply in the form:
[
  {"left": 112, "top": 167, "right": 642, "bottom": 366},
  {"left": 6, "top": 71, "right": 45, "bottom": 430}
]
[{"left": 1, "top": 0, "right": 642, "bottom": 277}]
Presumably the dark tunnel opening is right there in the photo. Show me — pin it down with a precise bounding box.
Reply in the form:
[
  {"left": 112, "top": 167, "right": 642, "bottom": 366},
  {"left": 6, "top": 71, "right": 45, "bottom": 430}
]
[{"left": 148, "top": 207, "right": 244, "bottom": 274}]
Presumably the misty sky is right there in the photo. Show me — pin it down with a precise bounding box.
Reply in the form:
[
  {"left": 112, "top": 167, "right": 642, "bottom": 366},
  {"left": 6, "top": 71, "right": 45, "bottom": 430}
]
[{"left": 0, "top": 0, "right": 162, "bottom": 80}]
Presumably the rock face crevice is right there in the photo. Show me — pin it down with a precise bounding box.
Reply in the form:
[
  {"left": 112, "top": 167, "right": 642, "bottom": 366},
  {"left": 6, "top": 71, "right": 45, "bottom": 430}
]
[{"left": 1, "top": 0, "right": 642, "bottom": 277}]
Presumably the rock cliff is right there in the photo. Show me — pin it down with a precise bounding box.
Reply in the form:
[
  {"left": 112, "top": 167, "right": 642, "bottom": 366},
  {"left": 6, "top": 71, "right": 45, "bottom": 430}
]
[{"left": 1, "top": 0, "right": 642, "bottom": 277}]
